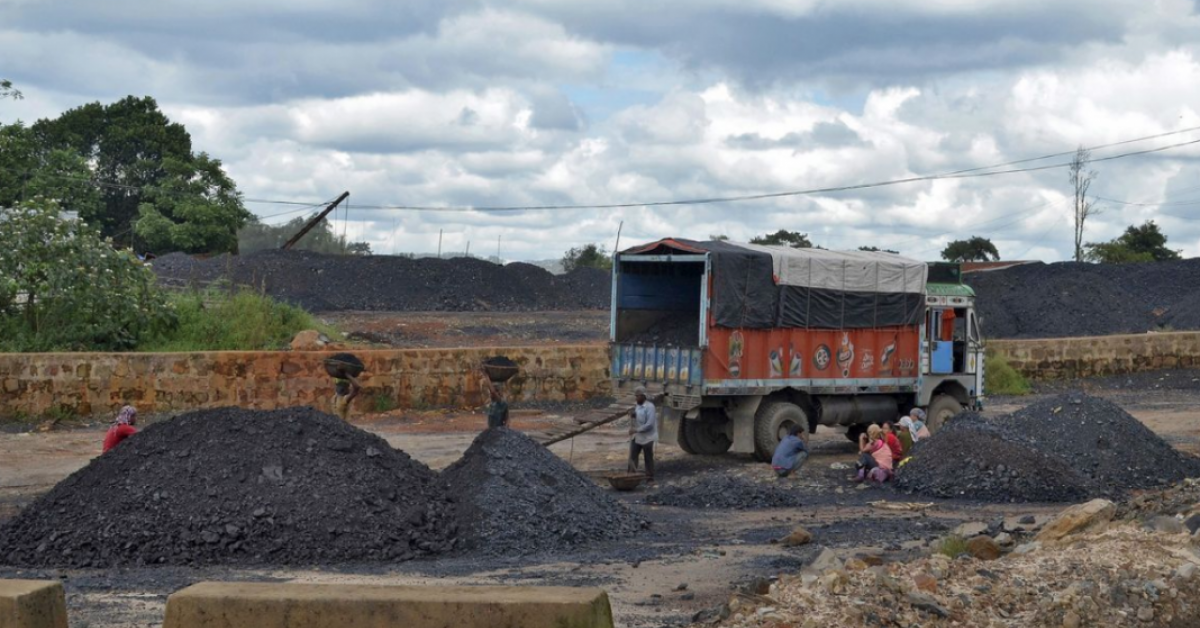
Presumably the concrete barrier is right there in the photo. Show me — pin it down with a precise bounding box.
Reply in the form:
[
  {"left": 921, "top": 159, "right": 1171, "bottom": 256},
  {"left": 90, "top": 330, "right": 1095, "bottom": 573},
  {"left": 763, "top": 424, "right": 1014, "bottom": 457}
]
[
  {"left": 0, "top": 580, "right": 68, "bottom": 628},
  {"left": 162, "top": 582, "right": 614, "bottom": 628}
]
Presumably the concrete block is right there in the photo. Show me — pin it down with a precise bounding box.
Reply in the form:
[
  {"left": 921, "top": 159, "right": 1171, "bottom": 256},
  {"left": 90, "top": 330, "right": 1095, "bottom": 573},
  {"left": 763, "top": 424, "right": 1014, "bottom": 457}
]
[
  {"left": 162, "top": 582, "right": 614, "bottom": 628},
  {"left": 0, "top": 580, "right": 68, "bottom": 628}
]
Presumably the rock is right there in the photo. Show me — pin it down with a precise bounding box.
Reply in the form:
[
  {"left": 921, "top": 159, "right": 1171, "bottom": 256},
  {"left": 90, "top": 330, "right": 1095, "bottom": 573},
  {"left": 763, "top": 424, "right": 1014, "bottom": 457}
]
[
  {"left": 674, "top": 583, "right": 688, "bottom": 591},
  {"left": 1013, "top": 541, "right": 1042, "bottom": 555},
  {"left": 913, "top": 572, "right": 938, "bottom": 593},
  {"left": 781, "top": 526, "right": 813, "bottom": 547},
  {"left": 965, "top": 535, "right": 1002, "bottom": 561},
  {"left": 875, "top": 570, "right": 905, "bottom": 595},
  {"left": 1036, "top": 499, "right": 1116, "bottom": 543},
  {"left": 906, "top": 591, "right": 950, "bottom": 618},
  {"left": 953, "top": 521, "right": 989, "bottom": 538},
  {"left": 819, "top": 570, "right": 849, "bottom": 594},
  {"left": 1150, "top": 515, "right": 1185, "bottom": 535},
  {"left": 859, "top": 553, "right": 884, "bottom": 567},
  {"left": 1004, "top": 514, "right": 1046, "bottom": 533},
  {"left": 1019, "top": 515, "right": 1036, "bottom": 524},
  {"left": 994, "top": 532, "right": 1014, "bottom": 547},
  {"left": 1185, "top": 514, "right": 1200, "bottom": 535},
  {"left": 1175, "top": 563, "right": 1197, "bottom": 580},
  {"left": 805, "top": 548, "right": 842, "bottom": 574},
  {"left": 1062, "top": 610, "right": 1081, "bottom": 628},
  {"left": 289, "top": 329, "right": 326, "bottom": 351},
  {"left": 681, "top": 592, "right": 695, "bottom": 601},
  {"left": 1137, "top": 606, "right": 1154, "bottom": 622},
  {"left": 843, "top": 558, "right": 868, "bottom": 571},
  {"left": 901, "top": 539, "right": 926, "bottom": 550}
]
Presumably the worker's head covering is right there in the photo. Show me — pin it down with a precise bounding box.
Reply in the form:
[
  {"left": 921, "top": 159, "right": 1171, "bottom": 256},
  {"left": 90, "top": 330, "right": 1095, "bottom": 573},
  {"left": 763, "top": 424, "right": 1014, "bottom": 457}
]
[
  {"left": 634, "top": 386, "right": 647, "bottom": 397},
  {"left": 909, "top": 408, "right": 927, "bottom": 422},
  {"left": 899, "top": 416, "right": 918, "bottom": 441},
  {"left": 866, "top": 424, "right": 882, "bottom": 440},
  {"left": 115, "top": 405, "right": 137, "bottom": 426}
]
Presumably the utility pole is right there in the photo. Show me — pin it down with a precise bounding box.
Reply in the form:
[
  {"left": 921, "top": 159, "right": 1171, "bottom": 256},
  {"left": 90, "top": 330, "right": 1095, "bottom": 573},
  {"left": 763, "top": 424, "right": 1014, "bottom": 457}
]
[
  {"left": 282, "top": 191, "right": 350, "bottom": 250},
  {"left": 438, "top": 229, "right": 443, "bottom": 259},
  {"left": 497, "top": 234, "right": 502, "bottom": 262},
  {"left": 466, "top": 241, "right": 471, "bottom": 257}
]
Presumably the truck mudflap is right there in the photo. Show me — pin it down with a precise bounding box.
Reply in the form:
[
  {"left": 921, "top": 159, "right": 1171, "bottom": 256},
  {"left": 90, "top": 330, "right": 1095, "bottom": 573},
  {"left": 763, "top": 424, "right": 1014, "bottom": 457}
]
[{"left": 612, "top": 344, "right": 704, "bottom": 386}]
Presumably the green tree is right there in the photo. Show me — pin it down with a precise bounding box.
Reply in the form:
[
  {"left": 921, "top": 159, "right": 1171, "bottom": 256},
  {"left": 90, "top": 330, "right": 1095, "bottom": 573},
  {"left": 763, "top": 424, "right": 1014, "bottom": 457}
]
[
  {"left": 562, "top": 243, "right": 613, "bottom": 273},
  {"left": 750, "top": 229, "right": 812, "bottom": 248},
  {"left": 0, "top": 123, "right": 103, "bottom": 226},
  {"left": 0, "top": 79, "right": 20, "bottom": 100},
  {"left": 27, "top": 96, "right": 249, "bottom": 252},
  {"left": 0, "top": 198, "right": 173, "bottom": 351},
  {"left": 709, "top": 234, "right": 730, "bottom": 241},
  {"left": 238, "top": 214, "right": 372, "bottom": 255},
  {"left": 941, "top": 236, "right": 1000, "bottom": 262},
  {"left": 1084, "top": 220, "right": 1180, "bottom": 264},
  {"left": 859, "top": 246, "right": 899, "bottom": 254}
]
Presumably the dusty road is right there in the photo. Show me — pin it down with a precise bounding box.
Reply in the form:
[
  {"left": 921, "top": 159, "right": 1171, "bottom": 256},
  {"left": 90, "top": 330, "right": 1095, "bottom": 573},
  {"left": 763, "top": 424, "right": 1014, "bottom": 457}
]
[{"left": 2, "top": 378, "right": 1200, "bottom": 627}]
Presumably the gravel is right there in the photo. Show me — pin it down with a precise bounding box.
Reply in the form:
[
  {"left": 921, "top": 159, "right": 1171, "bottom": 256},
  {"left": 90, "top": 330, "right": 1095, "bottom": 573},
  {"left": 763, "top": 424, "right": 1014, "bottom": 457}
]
[
  {"left": 0, "top": 407, "right": 458, "bottom": 567},
  {"left": 644, "top": 475, "right": 808, "bottom": 509},
  {"left": 441, "top": 427, "right": 647, "bottom": 556},
  {"left": 967, "top": 259, "right": 1200, "bottom": 338},
  {"left": 151, "top": 250, "right": 610, "bottom": 313},
  {"left": 897, "top": 393, "right": 1200, "bottom": 502}
]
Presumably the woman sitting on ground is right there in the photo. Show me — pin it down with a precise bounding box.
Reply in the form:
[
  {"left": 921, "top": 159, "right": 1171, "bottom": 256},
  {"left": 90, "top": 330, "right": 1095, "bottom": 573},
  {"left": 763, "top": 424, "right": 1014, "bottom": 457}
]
[
  {"left": 909, "top": 408, "right": 932, "bottom": 440},
  {"left": 896, "top": 420, "right": 914, "bottom": 457},
  {"left": 103, "top": 405, "right": 138, "bottom": 453},
  {"left": 856, "top": 424, "right": 894, "bottom": 483}
]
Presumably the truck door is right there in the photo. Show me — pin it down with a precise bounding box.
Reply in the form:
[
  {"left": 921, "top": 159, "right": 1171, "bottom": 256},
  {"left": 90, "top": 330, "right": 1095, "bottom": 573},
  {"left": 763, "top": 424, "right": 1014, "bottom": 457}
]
[{"left": 929, "top": 308, "right": 954, "bottom": 374}]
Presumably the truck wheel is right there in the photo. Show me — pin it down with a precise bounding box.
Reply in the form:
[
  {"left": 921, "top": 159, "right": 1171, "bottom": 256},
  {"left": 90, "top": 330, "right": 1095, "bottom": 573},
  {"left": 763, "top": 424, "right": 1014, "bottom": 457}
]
[
  {"left": 753, "top": 402, "right": 810, "bottom": 462},
  {"left": 676, "top": 411, "right": 698, "bottom": 455},
  {"left": 926, "top": 395, "right": 964, "bottom": 433},
  {"left": 682, "top": 409, "right": 733, "bottom": 455},
  {"left": 845, "top": 424, "right": 866, "bottom": 443}
]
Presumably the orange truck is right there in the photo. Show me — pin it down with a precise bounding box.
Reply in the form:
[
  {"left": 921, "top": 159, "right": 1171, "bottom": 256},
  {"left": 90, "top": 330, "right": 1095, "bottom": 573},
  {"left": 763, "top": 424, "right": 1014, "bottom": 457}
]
[{"left": 610, "top": 238, "right": 985, "bottom": 459}]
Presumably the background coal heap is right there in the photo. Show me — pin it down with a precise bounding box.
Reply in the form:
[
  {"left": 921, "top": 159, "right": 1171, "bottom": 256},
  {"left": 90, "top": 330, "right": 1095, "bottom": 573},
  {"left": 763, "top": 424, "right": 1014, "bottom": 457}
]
[
  {"left": 966, "top": 259, "right": 1200, "bottom": 338},
  {"left": 442, "top": 428, "right": 647, "bottom": 556},
  {"left": 152, "top": 250, "right": 610, "bottom": 313},
  {"left": 644, "top": 474, "right": 807, "bottom": 509},
  {"left": 896, "top": 394, "right": 1200, "bottom": 502},
  {"left": 0, "top": 407, "right": 458, "bottom": 567}
]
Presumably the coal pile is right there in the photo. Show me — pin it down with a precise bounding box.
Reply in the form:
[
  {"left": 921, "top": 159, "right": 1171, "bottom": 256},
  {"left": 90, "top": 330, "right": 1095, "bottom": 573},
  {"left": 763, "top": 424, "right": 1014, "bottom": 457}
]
[
  {"left": 625, "top": 311, "right": 701, "bottom": 346},
  {"left": 151, "top": 250, "right": 611, "bottom": 313},
  {"left": 897, "top": 394, "right": 1200, "bottom": 502},
  {"left": 645, "top": 475, "right": 807, "bottom": 509},
  {"left": 894, "top": 415, "right": 1099, "bottom": 502},
  {"left": 0, "top": 407, "right": 458, "bottom": 567},
  {"left": 441, "top": 428, "right": 646, "bottom": 556},
  {"left": 967, "top": 259, "right": 1200, "bottom": 338}
]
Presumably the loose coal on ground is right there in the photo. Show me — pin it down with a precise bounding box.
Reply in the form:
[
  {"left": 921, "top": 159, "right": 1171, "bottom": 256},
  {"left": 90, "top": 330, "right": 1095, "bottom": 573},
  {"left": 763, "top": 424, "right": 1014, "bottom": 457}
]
[
  {"left": 897, "top": 393, "right": 1200, "bottom": 502},
  {"left": 441, "top": 427, "right": 647, "bottom": 556},
  {"left": 624, "top": 311, "right": 701, "bottom": 346},
  {"left": 151, "top": 250, "right": 610, "bottom": 313},
  {"left": 0, "top": 407, "right": 458, "bottom": 567},
  {"left": 644, "top": 474, "right": 808, "bottom": 509},
  {"left": 966, "top": 258, "right": 1200, "bottom": 338}
]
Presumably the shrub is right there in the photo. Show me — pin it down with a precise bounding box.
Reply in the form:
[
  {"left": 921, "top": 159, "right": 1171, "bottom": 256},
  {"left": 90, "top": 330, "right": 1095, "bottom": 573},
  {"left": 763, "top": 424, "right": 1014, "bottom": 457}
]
[
  {"left": 0, "top": 199, "right": 174, "bottom": 351},
  {"left": 937, "top": 535, "right": 968, "bottom": 559},
  {"left": 985, "top": 350, "right": 1032, "bottom": 396},
  {"left": 142, "top": 287, "right": 338, "bottom": 352}
]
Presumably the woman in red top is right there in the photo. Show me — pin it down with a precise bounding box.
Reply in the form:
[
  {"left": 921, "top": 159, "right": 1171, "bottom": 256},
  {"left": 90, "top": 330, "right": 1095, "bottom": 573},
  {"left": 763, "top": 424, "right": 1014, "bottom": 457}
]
[
  {"left": 103, "top": 406, "right": 138, "bottom": 453},
  {"left": 882, "top": 422, "right": 904, "bottom": 463}
]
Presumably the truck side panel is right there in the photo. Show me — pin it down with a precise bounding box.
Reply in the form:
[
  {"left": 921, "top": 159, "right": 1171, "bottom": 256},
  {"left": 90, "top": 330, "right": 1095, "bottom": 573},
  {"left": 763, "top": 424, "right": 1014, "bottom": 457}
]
[{"left": 703, "top": 326, "right": 920, "bottom": 389}]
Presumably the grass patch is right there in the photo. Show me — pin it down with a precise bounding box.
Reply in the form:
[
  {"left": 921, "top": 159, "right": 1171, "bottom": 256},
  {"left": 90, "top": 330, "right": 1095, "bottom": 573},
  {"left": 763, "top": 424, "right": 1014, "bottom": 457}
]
[
  {"left": 937, "top": 535, "right": 968, "bottom": 559},
  {"left": 372, "top": 394, "right": 397, "bottom": 413},
  {"left": 985, "top": 350, "right": 1031, "bottom": 396},
  {"left": 142, "top": 288, "right": 339, "bottom": 352}
]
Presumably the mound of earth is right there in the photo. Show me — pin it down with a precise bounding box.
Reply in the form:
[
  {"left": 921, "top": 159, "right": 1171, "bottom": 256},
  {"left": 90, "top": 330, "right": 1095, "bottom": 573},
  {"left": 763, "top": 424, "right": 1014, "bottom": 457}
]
[
  {"left": 0, "top": 407, "right": 458, "bottom": 567},
  {"left": 644, "top": 475, "right": 808, "bottom": 509},
  {"left": 897, "top": 393, "right": 1200, "bottom": 502},
  {"left": 151, "top": 250, "right": 610, "bottom": 313},
  {"left": 895, "top": 415, "right": 1100, "bottom": 502},
  {"left": 441, "top": 428, "right": 646, "bottom": 556}
]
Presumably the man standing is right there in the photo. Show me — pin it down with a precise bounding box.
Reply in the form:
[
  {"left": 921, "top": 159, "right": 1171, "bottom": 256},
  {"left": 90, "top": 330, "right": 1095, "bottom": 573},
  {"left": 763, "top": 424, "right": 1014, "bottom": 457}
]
[{"left": 628, "top": 387, "right": 658, "bottom": 482}]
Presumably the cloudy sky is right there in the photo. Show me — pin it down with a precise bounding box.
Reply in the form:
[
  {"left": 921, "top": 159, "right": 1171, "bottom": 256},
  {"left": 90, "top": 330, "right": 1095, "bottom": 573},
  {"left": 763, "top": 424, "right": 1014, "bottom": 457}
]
[{"left": 2, "top": 0, "right": 1200, "bottom": 262}]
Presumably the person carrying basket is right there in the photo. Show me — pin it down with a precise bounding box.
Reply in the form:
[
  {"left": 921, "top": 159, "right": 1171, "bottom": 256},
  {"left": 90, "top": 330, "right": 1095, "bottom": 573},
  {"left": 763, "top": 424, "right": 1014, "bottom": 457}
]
[{"left": 324, "top": 353, "right": 365, "bottom": 421}]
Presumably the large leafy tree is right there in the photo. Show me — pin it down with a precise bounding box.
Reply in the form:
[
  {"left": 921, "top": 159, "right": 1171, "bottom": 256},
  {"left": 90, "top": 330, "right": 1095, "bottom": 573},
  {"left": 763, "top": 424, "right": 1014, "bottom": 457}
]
[
  {"left": 0, "top": 79, "right": 20, "bottom": 100},
  {"left": 0, "top": 198, "right": 173, "bottom": 351},
  {"left": 941, "top": 236, "right": 1000, "bottom": 262},
  {"left": 750, "top": 229, "right": 812, "bottom": 248},
  {"left": 25, "top": 96, "right": 249, "bottom": 253},
  {"left": 562, "top": 243, "right": 613, "bottom": 272},
  {"left": 1084, "top": 220, "right": 1180, "bottom": 264}
]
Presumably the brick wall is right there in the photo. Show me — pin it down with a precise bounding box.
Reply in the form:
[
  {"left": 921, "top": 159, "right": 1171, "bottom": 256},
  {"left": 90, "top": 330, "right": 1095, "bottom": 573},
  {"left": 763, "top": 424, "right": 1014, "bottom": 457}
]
[
  {"left": 990, "top": 332, "right": 1200, "bottom": 379},
  {"left": 0, "top": 346, "right": 612, "bottom": 421}
]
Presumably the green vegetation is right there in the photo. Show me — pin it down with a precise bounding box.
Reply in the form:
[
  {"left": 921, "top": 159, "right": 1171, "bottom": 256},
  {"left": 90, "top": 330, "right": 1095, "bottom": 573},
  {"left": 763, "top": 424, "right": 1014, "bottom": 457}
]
[
  {"left": 562, "top": 243, "right": 613, "bottom": 272},
  {"left": 372, "top": 394, "right": 398, "bottom": 413},
  {"left": 142, "top": 288, "right": 339, "bottom": 352},
  {"left": 239, "top": 213, "right": 372, "bottom": 255},
  {"left": 937, "top": 535, "right": 969, "bottom": 559},
  {"left": 941, "top": 236, "right": 1000, "bottom": 262},
  {"left": 750, "top": 229, "right": 812, "bottom": 248},
  {"left": 985, "top": 350, "right": 1032, "bottom": 396},
  {"left": 1085, "top": 220, "right": 1181, "bottom": 264}
]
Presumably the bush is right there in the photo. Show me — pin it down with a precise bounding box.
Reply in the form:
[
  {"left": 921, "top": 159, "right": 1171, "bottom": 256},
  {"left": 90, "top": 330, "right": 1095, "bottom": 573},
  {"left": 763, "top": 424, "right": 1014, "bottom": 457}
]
[
  {"left": 0, "top": 199, "right": 173, "bottom": 351},
  {"left": 142, "top": 288, "right": 338, "bottom": 352},
  {"left": 985, "top": 350, "right": 1031, "bottom": 396},
  {"left": 937, "top": 535, "right": 968, "bottom": 558}
]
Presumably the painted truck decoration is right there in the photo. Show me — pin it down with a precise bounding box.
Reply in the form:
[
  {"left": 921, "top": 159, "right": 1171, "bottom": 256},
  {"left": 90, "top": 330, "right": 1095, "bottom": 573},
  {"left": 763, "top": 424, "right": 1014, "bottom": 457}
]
[{"left": 610, "top": 238, "right": 985, "bottom": 460}]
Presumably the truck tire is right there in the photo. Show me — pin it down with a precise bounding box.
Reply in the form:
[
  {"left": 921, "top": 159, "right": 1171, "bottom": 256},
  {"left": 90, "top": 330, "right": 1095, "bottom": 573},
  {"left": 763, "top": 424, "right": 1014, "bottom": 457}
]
[
  {"left": 926, "top": 395, "right": 964, "bottom": 433},
  {"left": 845, "top": 423, "right": 867, "bottom": 443},
  {"left": 676, "top": 411, "right": 698, "bottom": 455},
  {"left": 753, "top": 402, "right": 810, "bottom": 462},
  {"left": 682, "top": 409, "right": 733, "bottom": 456}
]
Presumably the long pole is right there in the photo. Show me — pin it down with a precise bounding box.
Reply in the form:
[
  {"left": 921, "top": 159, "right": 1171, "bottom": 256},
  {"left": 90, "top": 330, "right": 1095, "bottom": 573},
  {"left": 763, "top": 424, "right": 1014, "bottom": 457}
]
[
  {"left": 438, "top": 229, "right": 443, "bottom": 259},
  {"left": 281, "top": 191, "right": 350, "bottom": 250},
  {"left": 466, "top": 241, "right": 471, "bottom": 257},
  {"left": 614, "top": 220, "right": 624, "bottom": 255},
  {"left": 496, "top": 234, "right": 502, "bottom": 262}
]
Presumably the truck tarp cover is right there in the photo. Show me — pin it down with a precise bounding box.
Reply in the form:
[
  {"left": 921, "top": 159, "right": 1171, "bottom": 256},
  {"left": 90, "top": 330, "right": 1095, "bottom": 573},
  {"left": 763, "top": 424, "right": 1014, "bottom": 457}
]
[{"left": 621, "top": 239, "right": 927, "bottom": 329}]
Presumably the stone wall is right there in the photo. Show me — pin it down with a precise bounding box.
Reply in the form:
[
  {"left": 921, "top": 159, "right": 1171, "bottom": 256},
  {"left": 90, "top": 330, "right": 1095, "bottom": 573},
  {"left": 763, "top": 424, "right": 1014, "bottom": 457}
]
[
  {"left": 0, "top": 346, "right": 612, "bottom": 421},
  {"left": 990, "top": 332, "right": 1200, "bottom": 380}
]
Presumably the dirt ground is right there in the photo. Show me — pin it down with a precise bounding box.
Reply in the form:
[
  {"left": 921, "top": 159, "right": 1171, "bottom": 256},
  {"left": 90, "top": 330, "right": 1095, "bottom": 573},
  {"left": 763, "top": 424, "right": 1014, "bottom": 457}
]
[
  {"left": 3, "top": 382, "right": 1200, "bottom": 627},
  {"left": 319, "top": 310, "right": 609, "bottom": 348}
]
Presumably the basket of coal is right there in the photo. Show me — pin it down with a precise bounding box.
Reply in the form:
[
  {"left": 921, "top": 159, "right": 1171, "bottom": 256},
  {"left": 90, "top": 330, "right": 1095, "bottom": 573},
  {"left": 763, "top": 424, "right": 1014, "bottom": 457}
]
[
  {"left": 607, "top": 473, "right": 646, "bottom": 492},
  {"left": 481, "top": 356, "right": 520, "bottom": 383},
  {"left": 323, "top": 352, "right": 365, "bottom": 379}
]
